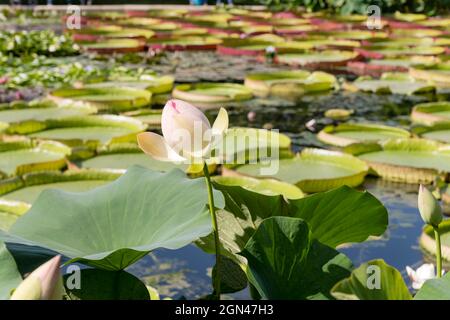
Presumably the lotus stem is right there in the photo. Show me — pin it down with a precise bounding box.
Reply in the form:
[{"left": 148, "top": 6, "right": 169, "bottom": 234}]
[
  {"left": 203, "top": 162, "right": 221, "bottom": 300},
  {"left": 433, "top": 225, "right": 442, "bottom": 278}
]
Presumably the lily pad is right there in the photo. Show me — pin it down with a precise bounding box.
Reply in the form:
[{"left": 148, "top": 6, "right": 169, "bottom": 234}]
[
  {"left": 0, "top": 169, "right": 120, "bottom": 205},
  {"left": 85, "top": 75, "right": 174, "bottom": 94},
  {"left": 212, "top": 175, "right": 304, "bottom": 200},
  {"left": 81, "top": 38, "right": 146, "bottom": 53},
  {"left": 147, "top": 36, "right": 222, "bottom": 51},
  {"left": 0, "top": 166, "right": 224, "bottom": 271},
  {"left": 244, "top": 70, "right": 336, "bottom": 98},
  {"left": 411, "top": 101, "right": 450, "bottom": 125},
  {"left": 0, "top": 199, "right": 29, "bottom": 231},
  {"left": 27, "top": 115, "right": 147, "bottom": 147},
  {"left": 172, "top": 83, "right": 253, "bottom": 104},
  {"left": 123, "top": 109, "right": 162, "bottom": 129},
  {"left": 394, "top": 11, "right": 427, "bottom": 22},
  {"left": 276, "top": 50, "right": 360, "bottom": 69},
  {"left": 231, "top": 148, "right": 368, "bottom": 193},
  {"left": 0, "top": 139, "right": 70, "bottom": 177},
  {"left": 318, "top": 123, "right": 410, "bottom": 147},
  {"left": 414, "top": 272, "right": 450, "bottom": 300},
  {"left": 50, "top": 87, "right": 151, "bottom": 112},
  {"left": 0, "top": 100, "right": 96, "bottom": 134},
  {"left": 347, "top": 73, "right": 435, "bottom": 95},
  {"left": 420, "top": 219, "right": 450, "bottom": 262},
  {"left": 350, "top": 138, "right": 450, "bottom": 184},
  {"left": 414, "top": 123, "right": 450, "bottom": 144}
]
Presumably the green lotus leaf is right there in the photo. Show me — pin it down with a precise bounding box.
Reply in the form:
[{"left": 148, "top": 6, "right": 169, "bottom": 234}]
[
  {"left": 50, "top": 87, "right": 151, "bottom": 112},
  {"left": 277, "top": 50, "right": 359, "bottom": 67},
  {"left": 0, "top": 139, "right": 70, "bottom": 177},
  {"left": 420, "top": 219, "right": 450, "bottom": 261},
  {"left": 64, "top": 269, "right": 150, "bottom": 300},
  {"left": 244, "top": 70, "right": 336, "bottom": 98},
  {"left": 414, "top": 273, "right": 450, "bottom": 300},
  {"left": 331, "top": 259, "right": 412, "bottom": 300},
  {"left": 0, "top": 166, "right": 224, "bottom": 271},
  {"left": 240, "top": 216, "right": 353, "bottom": 300},
  {"left": 348, "top": 73, "right": 435, "bottom": 95},
  {"left": 312, "top": 30, "right": 387, "bottom": 40},
  {"left": 413, "top": 122, "right": 450, "bottom": 144},
  {"left": 172, "top": 83, "right": 253, "bottom": 104},
  {"left": 232, "top": 148, "right": 368, "bottom": 193},
  {"left": 324, "top": 108, "right": 354, "bottom": 121},
  {"left": 354, "top": 138, "right": 450, "bottom": 184},
  {"left": 411, "top": 102, "right": 450, "bottom": 125},
  {"left": 0, "top": 169, "right": 120, "bottom": 205},
  {"left": 0, "top": 241, "right": 22, "bottom": 300},
  {"left": 27, "top": 115, "right": 147, "bottom": 148},
  {"left": 318, "top": 123, "right": 410, "bottom": 147},
  {"left": 198, "top": 184, "right": 387, "bottom": 268}
]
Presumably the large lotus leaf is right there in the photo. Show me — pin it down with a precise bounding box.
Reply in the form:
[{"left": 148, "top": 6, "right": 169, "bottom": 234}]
[
  {"left": 0, "top": 166, "right": 224, "bottom": 271},
  {"left": 331, "top": 259, "right": 412, "bottom": 300},
  {"left": 64, "top": 269, "right": 150, "bottom": 300},
  {"left": 198, "top": 184, "right": 387, "bottom": 268},
  {"left": 414, "top": 273, "right": 450, "bottom": 300},
  {"left": 289, "top": 186, "right": 388, "bottom": 248},
  {"left": 276, "top": 50, "right": 358, "bottom": 66},
  {"left": 0, "top": 241, "right": 22, "bottom": 300},
  {"left": 0, "top": 199, "right": 30, "bottom": 231},
  {"left": 240, "top": 216, "right": 353, "bottom": 300},
  {"left": 414, "top": 123, "right": 450, "bottom": 144},
  {"left": 233, "top": 148, "right": 368, "bottom": 193},
  {"left": 86, "top": 75, "right": 174, "bottom": 94}
]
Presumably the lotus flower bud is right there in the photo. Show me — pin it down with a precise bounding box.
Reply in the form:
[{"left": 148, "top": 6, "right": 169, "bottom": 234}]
[
  {"left": 418, "top": 184, "right": 442, "bottom": 227},
  {"left": 10, "top": 255, "right": 64, "bottom": 300}
]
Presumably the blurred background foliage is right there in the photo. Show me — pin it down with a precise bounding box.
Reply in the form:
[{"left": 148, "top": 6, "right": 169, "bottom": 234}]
[{"left": 0, "top": 0, "right": 449, "bottom": 15}]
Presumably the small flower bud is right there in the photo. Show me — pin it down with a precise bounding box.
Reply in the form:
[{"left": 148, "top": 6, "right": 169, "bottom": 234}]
[{"left": 418, "top": 184, "right": 442, "bottom": 227}]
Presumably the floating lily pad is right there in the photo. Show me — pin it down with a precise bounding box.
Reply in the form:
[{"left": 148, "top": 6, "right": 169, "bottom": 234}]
[
  {"left": 123, "top": 109, "right": 162, "bottom": 129},
  {"left": 0, "top": 166, "right": 224, "bottom": 271},
  {"left": 244, "top": 70, "right": 336, "bottom": 98},
  {"left": 172, "top": 83, "right": 253, "bottom": 104},
  {"left": 50, "top": 87, "right": 151, "bottom": 112},
  {"left": 2, "top": 100, "right": 97, "bottom": 135},
  {"left": 313, "top": 30, "right": 387, "bottom": 40},
  {"left": 357, "top": 46, "right": 445, "bottom": 59},
  {"left": 81, "top": 144, "right": 189, "bottom": 173},
  {"left": 0, "top": 199, "right": 29, "bottom": 231},
  {"left": 349, "top": 138, "right": 450, "bottom": 184},
  {"left": 147, "top": 36, "right": 222, "bottom": 51},
  {"left": 411, "top": 102, "right": 450, "bottom": 125},
  {"left": 414, "top": 123, "right": 450, "bottom": 144},
  {"left": 229, "top": 148, "right": 368, "bottom": 193},
  {"left": 0, "top": 241, "right": 22, "bottom": 299},
  {"left": 0, "top": 139, "right": 70, "bottom": 178},
  {"left": 394, "top": 11, "right": 427, "bottom": 22},
  {"left": 318, "top": 123, "right": 410, "bottom": 147},
  {"left": 346, "top": 73, "right": 435, "bottom": 95},
  {"left": 73, "top": 27, "right": 155, "bottom": 41},
  {"left": 392, "top": 28, "right": 443, "bottom": 38},
  {"left": 276, "top": 50, "right": 360, "bottom": 69},
  {"left": 213, "top": 175, "right": 304, "bottom": 199},
  {"left": 0, "top": 170, "right": 120, "bottom": 205},
  {"left": 217, "top": 39, "right": 283, "bottom": 56},
  {"left": 410, "top": 66, "right": 450, "bottom": 86},
  {"left": 85, "top": 75, "right": 174, "bottom": 95},
  {"left": 27, "top": 115, "right": 147, "bottom": 148},
  {"left": 81, "top": 39, "right": 146, "bottom": 53},
  {"left": 420, "top": 219, "right": 450, "bottom": 261}
]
